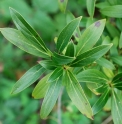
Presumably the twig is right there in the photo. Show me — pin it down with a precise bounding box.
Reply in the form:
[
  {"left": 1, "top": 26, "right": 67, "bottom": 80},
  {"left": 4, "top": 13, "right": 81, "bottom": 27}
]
[
  {"left": 57, "top": 87, "right": 64, "bottom": 124},
  {"left": 101, "top": 115, "right": 112, "bottom": 124}
]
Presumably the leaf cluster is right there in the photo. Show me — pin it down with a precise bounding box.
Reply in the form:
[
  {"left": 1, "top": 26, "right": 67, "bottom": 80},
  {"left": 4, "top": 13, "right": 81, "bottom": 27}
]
[{"left": 1, "top": 0, "right": 122, "bottom": 123}]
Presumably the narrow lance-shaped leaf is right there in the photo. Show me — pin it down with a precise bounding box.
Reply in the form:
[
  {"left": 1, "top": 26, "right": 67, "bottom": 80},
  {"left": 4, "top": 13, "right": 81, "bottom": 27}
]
[
  {"left": 92, "top": 89, "right": 109, "bottom": 115},
  {"left": 0, "top": 28, "right": 49, "bottom": 58},
  {"left": 119, "top": 32, "right": 122, "bottom": 48},
  {"left": 102, "top": 67, "right": 114, "bottom": 79},
  {"left": 76, "top": 19, "right": 106, "bottom": 56},
  {"left": 70, "top": 44, "right": 112, "bottom": 67},
  {"left": 38, "top": 60, "right": 57, "bottom": 70},
  {"left": 106, "top": 22, "right": 120, "bottom": 38},
  {"left": 47, "top": 67, "right": 63, "bottom": 83},
  {"left": 107, "top": 0, "right": 118, "bottom": 5},
  {"left": 56, "top": 16, "right": 82, "bottom": 53},
  {"left": 86, "top": 0, "right": 96, "bottom": 18},
  {"left": 111, "top": 90, "right": 122, "bottom": 124},
  {"left": 40, "top": 77, "right": 62, "bottom": 119},
  {"left": 65, "top": 70, "right": 93, "bottom": 119},
  {"left": 66, "top": 11, "right": 81, "bottom": 41},
  {"left": 11, "top": 64, "right": 45, "bottom": 94},
  {"left": 111, "top": 56, "right": 122, "bottom": 66},
  {"left": 112, "top": 73, "right": 122, "bottom": 90},
  {"left": 52, "top": 52, "right": 75, "bottom": 65},
  {"left": 9, "top": 7, "right": 48, "bottom": 52},
  {"left": 58, "top": 0, "right": 68, "bottom": 13},
  {"left": 65, "top": 41, "right": 75, "bottom": 57},
  {"left": 96, "top": 57, "right": 115, "bottom": 70},
  {"left": 32, "top": 74, "right": 51, "bottom": 99},
  {"left": 76, "top": 69, "right": 108, "bottom": 84},
  {"left": 100, "top": 5, "right": 122, "bottom": 18}
]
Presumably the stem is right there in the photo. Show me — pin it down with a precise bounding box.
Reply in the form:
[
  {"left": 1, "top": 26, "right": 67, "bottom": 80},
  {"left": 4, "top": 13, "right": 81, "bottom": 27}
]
[
  {"left": 101, "top": 116, "right": 112, "bottom": 124},
  {"left": 57, "top": 87, "right": 63, "bottom": 124}
]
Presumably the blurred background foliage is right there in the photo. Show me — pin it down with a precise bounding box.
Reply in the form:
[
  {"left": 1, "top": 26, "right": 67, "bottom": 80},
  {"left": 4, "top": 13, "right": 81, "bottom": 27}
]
[{"left": 0, "top": 0, "right": 112, "bottom": 124}]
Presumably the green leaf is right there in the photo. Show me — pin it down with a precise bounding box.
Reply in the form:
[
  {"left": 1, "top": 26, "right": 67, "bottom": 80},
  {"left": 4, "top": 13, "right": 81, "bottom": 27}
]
[
  {"left": 102, "top": 67, "right": 114, "bottom": 79},
  {"left": 111, "top": 90, "right": 122, "bottom": 124},
  {"left": 58, "top": 0, "right": 68, "bottom": 13},
  {"left": 11, "top": 64, "right": 45, "bottom": 94},
  {"left": 112, "top": 73, "right": 122, "bottom": 90},
  {"left": 66, "top": 11, "right": 81, "bottom": 41},
  {"left": 38, "top": 60, "right": 57, "bottom": 70},
  {"left": 111, "top": 56, "right": 122, "bottom": 66},
  {"left": 52, "top": 52, "right": 75, "bottom": 65},
  {"left": 0, "top": 28, "right": 49, "bottom": 58},
  {"left": 110, "top": 45, "right": 118, "bottom": 57},
  {"left": 76, "top": 19, "right": 106, "bottom": 55},
  {"left": 96, "top": 57, "right": 115, "bottom": 70},
  {"left": 65, "top": 41, "right": 75, "bottom": 57},
  {"left": 87, "top": 83, "right": 103, "bottom": 95},
  {"left": 65, "top": 70, "right": 93, "bottom": 119},
  {"left": 56, "top": 16, "right": 82, "bottom": 53},
  {"left": 48, "top": 67, "right": 63, "bottom": 83},
  {"left": 116, "top": 19, "right": 122, "bottom": 32},
  {"left": 40, "top": 77, "right": 62, "bottom": 118},
  {"left": 106, "top": 22, "right": 120, "bottom": 38},
  {"left": 95, "top": 2, "right": 110, "bottom": 9},
  {"left": 100, "top": 5, "right": 122, "bottom": 18},
  {"left": 95, "top": 84, "right": 109, "bottom": 94},
  {"left": 76, "top": 69, "right": 108, "bottom": 84},
  {"left": 119, "top": 32, "right": 122, "bottom": 48},
  {"left": 107, "top": 0, "right": 118, "bottom": 5},
  {"left": 86, "top": 0, "right": 96, "bottom": 18},
  {"left": 32, "top": 74, "right": 51, "bottom": 99},
  {"left": 92, "top": 89, "right": 109, "bottom": 115},
  {"left": 71, "top": 44, "right": 112, "bottom": 67},
  {"left": 9, "top": 7, "right": 48, "bottom": 52}
]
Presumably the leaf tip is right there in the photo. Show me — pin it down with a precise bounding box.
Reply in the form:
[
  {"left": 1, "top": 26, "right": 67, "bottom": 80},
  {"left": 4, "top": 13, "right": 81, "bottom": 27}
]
[
  {"left": 91, "top": 116, "right": 94, "bottom": 120},
  {"left": 9, "top": 7, "right": 13, "bottom": 11},
  {"left": 10, "top": 89, "right": 15, "bottom": 95}
]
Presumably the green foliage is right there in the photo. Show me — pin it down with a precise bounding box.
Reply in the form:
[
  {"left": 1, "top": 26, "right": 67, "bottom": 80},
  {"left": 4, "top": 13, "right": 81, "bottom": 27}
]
[{"left": 1, "top": 0, "right": 122, "bottom": 124}]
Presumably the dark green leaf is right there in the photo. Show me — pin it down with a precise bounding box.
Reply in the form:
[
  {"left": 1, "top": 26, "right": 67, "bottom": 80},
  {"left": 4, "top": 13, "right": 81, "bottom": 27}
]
[
  {"left": 71, "top": 44, "right": 112, "bottom": 67},
  {"left": 9, "top": 7, "right": 48, "bottom": 52},
  {"left": 86, "top": 0, "right": 96, "bottom": 18},
  {"left": 0, "top": 28, "right": 49, "bottom": 58},
  {"left": 52, "top": 52, "right": 75, "bottom": 65},
  {"left": 92, "top": 89, "right": 109, "bottom": 115},
  {"left": 76, "top": 69, "right": 108, "bottom": 84},
  {"left": 119, "top": 32, "right": 122, "bottom": 48},
  {"left": 66, "top": 11, "right": 81, "bottom": 41},
  {"left": 48, "top": 67, "right": 63, "bottom": 83},
  {"left": 65, "top": 41, "right": 75, "bottom": 57},
  {"left": 111, "top": 90, "right": 122, "bottom": 124},
  {"left": 112, "top": 73, "right": 122, "bottom": 90},
  {"left": 76, "top": 19, "right": 106, "bottom": 55},
  {"left": 95, "top": 84, "right": 109, "bottom": 94},
  {"left": 100, "top": 5, "right": 122, "bottom": 18},
  {"left": 11, "top": 64, "right": 45, "bottom": 94},
  {"left": 65, "top": 70, "right": 93, "bottom": 119},
  {"left": 106, "top": 22, "right": 120, "bottom": 38},
  {"left": 38, "top": 60, "right": 57, "bottom": 70},
  {"left": 32, "top": 74, "right": 51, "bottom": 99},
  {"left": 56, "top": 16, "right": 82, "bottom": 53},
  {"left": 96, "top": 57, "right": 115, "bottom": 70},
  {"left": 40, "top": 77, "right": 62, "bottom": 118}
]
